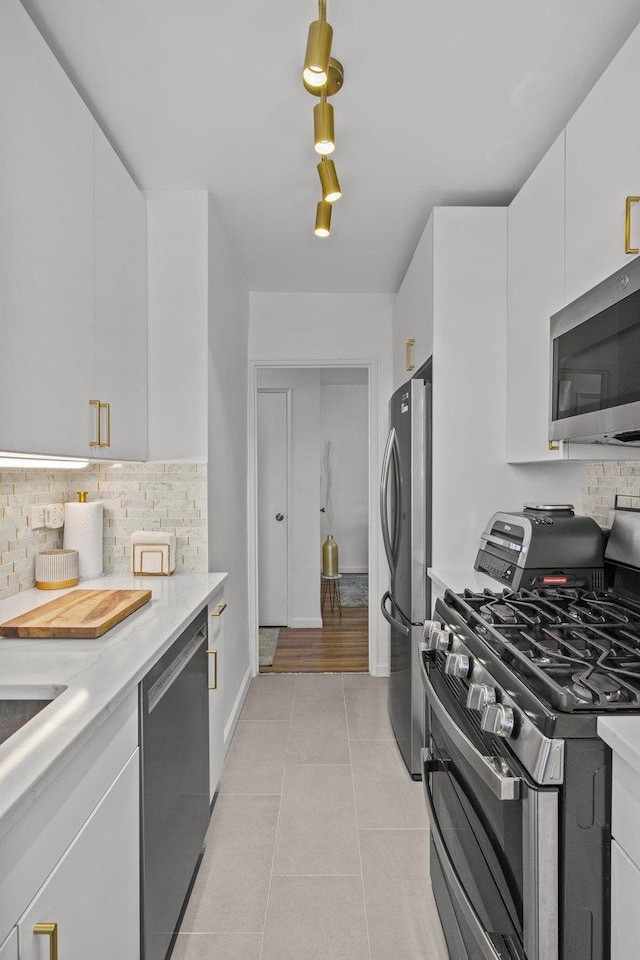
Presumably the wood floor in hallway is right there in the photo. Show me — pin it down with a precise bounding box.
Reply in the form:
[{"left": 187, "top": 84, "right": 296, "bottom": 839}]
[{"left": 260, "top": 606, "right": 368, "bottom": 673}]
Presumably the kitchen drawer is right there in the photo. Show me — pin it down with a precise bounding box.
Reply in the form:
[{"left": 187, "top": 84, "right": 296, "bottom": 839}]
[
  {"left": 0, "top": 689, "right": 137, "bottom": 944},
  {"left": 611, "top": 753, "right": 640, "bottom": 872},
  {"left": 612, "top": 839, "right": 640, "bottom": 960},
  {"left": 0, "top": 930, "right": 17, "bottom": 960}
]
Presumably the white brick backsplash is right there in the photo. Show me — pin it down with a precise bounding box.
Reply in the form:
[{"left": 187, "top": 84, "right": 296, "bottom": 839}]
[
  {"left": 582, "top": 462, "right": 640, "bottom": 529},
  {"left": 0, "top": 462, "right": 207, "bottom": 601}
]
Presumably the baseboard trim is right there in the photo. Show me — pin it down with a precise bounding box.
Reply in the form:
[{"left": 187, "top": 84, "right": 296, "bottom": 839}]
[
  {"left": 224, "top": 664, "right": 252, "bottom": 750},
  {"left": 290, "top": 617, "right": 323, "bottom": 629},
  {"left": 339, "top": 566, "right": 368, "bottom": 574}
]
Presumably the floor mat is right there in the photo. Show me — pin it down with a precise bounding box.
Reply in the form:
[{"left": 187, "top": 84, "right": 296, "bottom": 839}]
[
  {"left": 339, "top": 574, "right": 368, "bottom": 607},
  {"left": 259, "top": 627, "right": 280, "bottom": 666}
]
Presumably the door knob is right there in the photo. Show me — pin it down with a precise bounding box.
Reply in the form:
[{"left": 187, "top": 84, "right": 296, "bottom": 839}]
[{"left": 275, "top": 513, "right": 284, "bottom": 521}]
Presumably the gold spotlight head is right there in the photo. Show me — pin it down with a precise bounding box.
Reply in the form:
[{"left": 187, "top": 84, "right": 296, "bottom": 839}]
[
  {"left": 315, "top": 200, "right": 332, "bottom": 237},
  {"left": 317, "top": 158, "right": 341, "bottom": 203},
  {"left": 303, "top": 58, "right": 344, "bottom": 97},
  {"left": 314, "top": 100, "right": 335, "bottom": 155},
  {"left": 302, "top": 20, "right": 333, "bottom": 88}
]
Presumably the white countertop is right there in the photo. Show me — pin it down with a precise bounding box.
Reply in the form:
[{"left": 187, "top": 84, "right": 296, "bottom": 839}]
[
  {"left": 428, "top": 565, "right": 506, "bottom": 595},
  {"left": 0, "top": 571, "right": 227, "bottom": 841},
  {"left": 599, "top": 715, "right": 640, "bottom": 772}
]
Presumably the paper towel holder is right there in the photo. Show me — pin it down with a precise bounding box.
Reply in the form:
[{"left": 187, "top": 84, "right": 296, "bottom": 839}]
[{"left": 77, "top": 491, "right": 88, "bottom": 502}]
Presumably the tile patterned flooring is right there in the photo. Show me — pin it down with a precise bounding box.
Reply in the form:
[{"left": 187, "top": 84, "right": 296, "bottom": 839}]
[{"left": 172, "top": 673, "right": 448, "bottom": 960}]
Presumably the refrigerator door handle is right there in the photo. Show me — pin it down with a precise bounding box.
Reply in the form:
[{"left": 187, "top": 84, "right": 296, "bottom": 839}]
[
  {"left": 381, "top": 590, "right": 410, "bottom": 637},
  {"left": 380, "top": 428, "right": 401, "bottom": 575}
]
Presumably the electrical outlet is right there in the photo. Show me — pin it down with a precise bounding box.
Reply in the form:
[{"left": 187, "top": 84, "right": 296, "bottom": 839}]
[
  {"left": 45, "top": 503, "right": 65, "bottom": 529},
  {"left": 31, "top": 505, "right": 46, "bottom": 529}
]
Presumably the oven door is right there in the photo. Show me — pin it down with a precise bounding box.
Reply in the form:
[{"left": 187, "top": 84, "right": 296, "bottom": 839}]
[{"left": 422, "top": 667, "right": 559, "bottom": 960}]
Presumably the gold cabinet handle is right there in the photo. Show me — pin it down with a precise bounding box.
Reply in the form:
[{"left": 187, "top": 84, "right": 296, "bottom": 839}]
[
  {"left": 211, "top": 601, "right": 227, "bottom": 618},
  {"left": 625, "top": 196, "right": 640, "bottom": 255},
  {"left": 99, "top": 401, "right": 111, "bottom": 448},
  {"left": 405, "top": 338, "right": 415, "bottom": 372},
  {"left": 206, "top": 648, "right": 218, "bottom": 689},
  {"left": 89, "top": 399, "right": 101, "bottom": 447},
  {"left": 34, "top": 922, "right": 58, "bottom": 960}
]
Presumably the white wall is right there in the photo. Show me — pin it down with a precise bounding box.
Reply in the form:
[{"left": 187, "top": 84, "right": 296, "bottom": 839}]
[
  {"left": 249, "top": 292, "right": 394, "bottom": 675},
  {"left": 207, "top": 200, "right": 251, "bottom": 733},
  {"left": 393, "top": 216, "right": 434, "bottom": 390},
  {"left": 146, "top": 191, "right": 208, "bottom": 461},
  {"left": 431, "top": 207, "right": 583, "bottom": 570},
  {"left": 258, "top": 369, "right": 322, "bottom": 628},
  {"left": 320, "top": 384, "right": 368, "bottom": 572}
]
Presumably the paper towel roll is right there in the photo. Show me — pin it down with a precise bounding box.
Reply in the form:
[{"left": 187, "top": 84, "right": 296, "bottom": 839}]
[{"left": 63, "top": 501, "right": 104, "bottom": 580}]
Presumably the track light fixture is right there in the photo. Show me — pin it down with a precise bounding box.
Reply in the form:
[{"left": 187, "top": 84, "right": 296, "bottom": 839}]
[
  {"left": 315, "top": 200, "right": 332, "bottom": 237},
  {"left": 302, "top": 0, "right": 345, "bottom": 236},
  {"left": 317, "top": 158, "right": 341, "bottom": 203}
]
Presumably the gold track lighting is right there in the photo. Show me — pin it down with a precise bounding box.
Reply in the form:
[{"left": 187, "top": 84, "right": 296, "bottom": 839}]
[
  {"left": 315, "top": 200, "right": 332, "bottom": 237},
  {"left": 302, "top": 19, "right": 333, "bottom": 88},
  {"left": 314, "top": 90, "right": 335, "bottom": 155},
  {"left": 317, "top": 157, "right": 341, "bottom": 202}
]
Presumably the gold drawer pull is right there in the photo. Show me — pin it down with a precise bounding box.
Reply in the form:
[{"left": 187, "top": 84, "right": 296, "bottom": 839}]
[
  {"left": 405, "top": 338, "right": 415, "bottom": 371},
  {"left": 211, "top": 601, "right": 227, "bottom": 618},
  {"left": 206, "top": 648, "right": 218, "bottom": 689},
  {"left": 34, "top": 922, "right": 58, "bottom": 960},
  {"left": 625, "top": 196, "right": 640, "bottom": 255},
  {"left": 99, "top": 401, "right": 111, "bottom": 448},
  {"left": 89, "top": 399, "right": 101, "bottom": 447}
]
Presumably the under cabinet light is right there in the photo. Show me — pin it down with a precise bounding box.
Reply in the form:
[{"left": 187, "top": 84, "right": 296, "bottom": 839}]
[{"left": 0, "top": 454, "right": 89, "bottom": 469}]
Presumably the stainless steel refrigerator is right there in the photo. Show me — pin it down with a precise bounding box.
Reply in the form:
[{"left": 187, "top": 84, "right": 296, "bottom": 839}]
[{"left": 380, "top": 363, "right": 431, "bottom": 778}]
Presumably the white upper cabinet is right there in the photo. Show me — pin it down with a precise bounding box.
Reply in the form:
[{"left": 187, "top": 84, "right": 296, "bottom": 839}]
[
  {"left": 507, "top": 134, "right": 566, "bottom": 463},
  {"left": 0, "top": 0, "right": 94, "bottom": 457},
  {"left": 565, "top": 25, "right": 640, "bottom": 306},
  {"left": 94, "top": 128, "right": 147, "bottom": 461},
  {"left": 392, "top": 217, "right": 434, "bottom": 390}
]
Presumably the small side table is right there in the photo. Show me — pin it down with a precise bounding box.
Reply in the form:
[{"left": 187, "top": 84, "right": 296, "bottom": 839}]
[{"left": 321, "top": 573, "right": 342, "bottom": 616}]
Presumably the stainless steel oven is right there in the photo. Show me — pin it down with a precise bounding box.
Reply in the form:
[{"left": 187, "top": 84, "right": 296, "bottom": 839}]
[{"left": 420, "top": 650, "right": 559, "bottom": 960}]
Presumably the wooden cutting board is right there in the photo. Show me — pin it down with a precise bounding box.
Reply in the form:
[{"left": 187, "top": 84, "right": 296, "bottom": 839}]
[{"left": 0, "top": 589, "right": 152, "bottom": 639}]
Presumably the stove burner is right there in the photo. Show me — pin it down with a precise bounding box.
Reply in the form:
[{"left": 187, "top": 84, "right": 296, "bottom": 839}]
[{"left": 571, "top": 670, "right": 623, "bottom": 704}]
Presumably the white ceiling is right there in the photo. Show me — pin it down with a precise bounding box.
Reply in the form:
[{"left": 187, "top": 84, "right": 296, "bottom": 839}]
[{"left": 21, "top": 0, "right": 640, "bottom": 294}]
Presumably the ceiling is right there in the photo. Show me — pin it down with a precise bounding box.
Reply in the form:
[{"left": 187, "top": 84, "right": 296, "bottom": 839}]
[{"left": 21, "top": 0, "right": 640, "bottom": 294}]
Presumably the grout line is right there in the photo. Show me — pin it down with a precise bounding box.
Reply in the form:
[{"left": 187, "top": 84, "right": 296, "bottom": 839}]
[
  {"left": 347, "top": 721, "right": 373, "bottom": 960},
  {"left": 258, "top": 706, "right": 291, "bottom": 960}
]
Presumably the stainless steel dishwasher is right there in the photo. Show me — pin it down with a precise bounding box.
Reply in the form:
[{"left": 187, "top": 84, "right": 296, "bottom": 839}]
[{"left": 140, "top": 606, "right": 210, "bottom": 960}]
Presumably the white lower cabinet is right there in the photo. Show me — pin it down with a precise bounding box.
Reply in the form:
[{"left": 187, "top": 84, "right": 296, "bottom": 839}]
[
  {"left": 611, "top": 839, "right": 640, "bottom": 960},
  {"left": 0, "top": 930, "right": 17, "bottom": 960},
  {"left": 208, "top": 590, "right": 227, "bottom": 801},
  {"left": 17, "top": 750, "right": 139, "bottom": 960}
]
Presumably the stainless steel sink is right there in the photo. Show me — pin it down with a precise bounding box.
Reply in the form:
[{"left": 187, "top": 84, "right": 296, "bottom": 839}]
[{"left": 0, "top": 685, "right": 66, "bottom": 747}]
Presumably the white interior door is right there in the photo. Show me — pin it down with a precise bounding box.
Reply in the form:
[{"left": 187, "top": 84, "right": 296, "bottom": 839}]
[{"left": 258, "top": 391, "right": 289, "bottom": 626}]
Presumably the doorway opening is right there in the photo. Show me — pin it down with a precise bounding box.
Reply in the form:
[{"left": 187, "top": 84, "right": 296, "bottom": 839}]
[{"left": 252, "top": 364, "right": 372, "bottom": 674}]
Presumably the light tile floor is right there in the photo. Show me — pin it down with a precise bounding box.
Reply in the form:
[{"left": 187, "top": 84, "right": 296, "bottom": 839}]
[{"left": 172, "top": 673, "right": 449, "bottom": 960}]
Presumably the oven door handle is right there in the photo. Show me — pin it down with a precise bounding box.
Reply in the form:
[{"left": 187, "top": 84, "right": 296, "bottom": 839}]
[
  {"left": 419, "top": 644, "right": 521, "bottom": 801},
  {"left": 381, "top": 591, "right": 410, "bottom": 637},
  {"left": 421, "top": 748, "right": 507, "bottom": 960}
]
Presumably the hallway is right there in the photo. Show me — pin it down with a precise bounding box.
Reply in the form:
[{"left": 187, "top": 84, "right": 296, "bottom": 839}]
[
  {"left": 172, "top": 673, "right": 448, "bottom": 960},
  {"left": 260, "top": 604, "right": 368, "bottom": 673}
]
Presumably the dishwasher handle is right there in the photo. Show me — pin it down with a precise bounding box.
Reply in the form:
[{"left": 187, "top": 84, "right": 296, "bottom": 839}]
[{"left": 147, "top": 624, "right": 207, "bottom": 713}]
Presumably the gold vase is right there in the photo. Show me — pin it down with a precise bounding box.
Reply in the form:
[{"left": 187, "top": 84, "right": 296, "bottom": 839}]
[{"left": 322, "top": 534, "right": 339, "bottom": 576}]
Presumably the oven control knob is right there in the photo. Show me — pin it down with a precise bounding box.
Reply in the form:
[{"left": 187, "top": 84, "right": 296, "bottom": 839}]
[
  {"left": 423, "top": 620, "right": 443, "bottom": 641},
  {"left": 481, "top": 703, "right": 515, "bottom": 739},
  {"left": 444, "top": 653, "right": 470, "bottom": 679},
  {"left": 426, "top": 627, "right": 452, "bottom": 653},
  {"left": 466, "top": 683, "right": 496, "bottom": 712}
]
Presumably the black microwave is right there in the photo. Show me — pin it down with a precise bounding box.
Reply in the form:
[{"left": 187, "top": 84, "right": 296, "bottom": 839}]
[{"left": 550, "top": 256, "right": 640, "bottom": 446}]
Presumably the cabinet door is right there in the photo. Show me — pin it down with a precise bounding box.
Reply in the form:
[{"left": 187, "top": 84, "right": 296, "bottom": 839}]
[
  {"left": 507, "top": 133, "right": 566, "bottom": 463},
  {"left": 611, "top": 839, "right": 640, "bottom": 960},
  {"left": 0, "top": 930, "right": 17, "bottom": 960},
  {"left": 565, "top": 24, "right": 640, "bottom": 305},
  {"left": 18, "top": 750, "right": 139, "bottom": 960},
  {"left": 0, "top": 0, "right": 94, "bottom": 457},
  {"left": 208, "top": 592, "right": 227, "bottom": 800},
  {"left": 94, "top": 127, "right": 147, "bottom": 461}
]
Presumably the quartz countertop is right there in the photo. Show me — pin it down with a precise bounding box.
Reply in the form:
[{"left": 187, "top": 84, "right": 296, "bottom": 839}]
[
  {"left": 0, "top": 571, "right": 227, "bottom": 841},
  {"left": 428, "top": 566, "right": 505, "bottom": 596},
  {"left": 599, "top": 715, "right": 640, "bottom": 772}
]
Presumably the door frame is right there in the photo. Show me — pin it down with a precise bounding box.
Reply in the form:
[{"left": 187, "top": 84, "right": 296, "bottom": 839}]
[
  {"left": 248, "top": 358, "right": 379, "bottom": 677},
  {"left": 256, "top": 386, "right": 293, "bottom": 629}
]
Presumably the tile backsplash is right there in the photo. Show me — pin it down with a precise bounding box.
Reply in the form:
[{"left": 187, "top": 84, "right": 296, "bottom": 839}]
[
  {"left": 0, "top": 462, "right": 207, "bottom": 601},
  {"left": 582, "top": 462, "right": 640, "bottom": 527}
]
